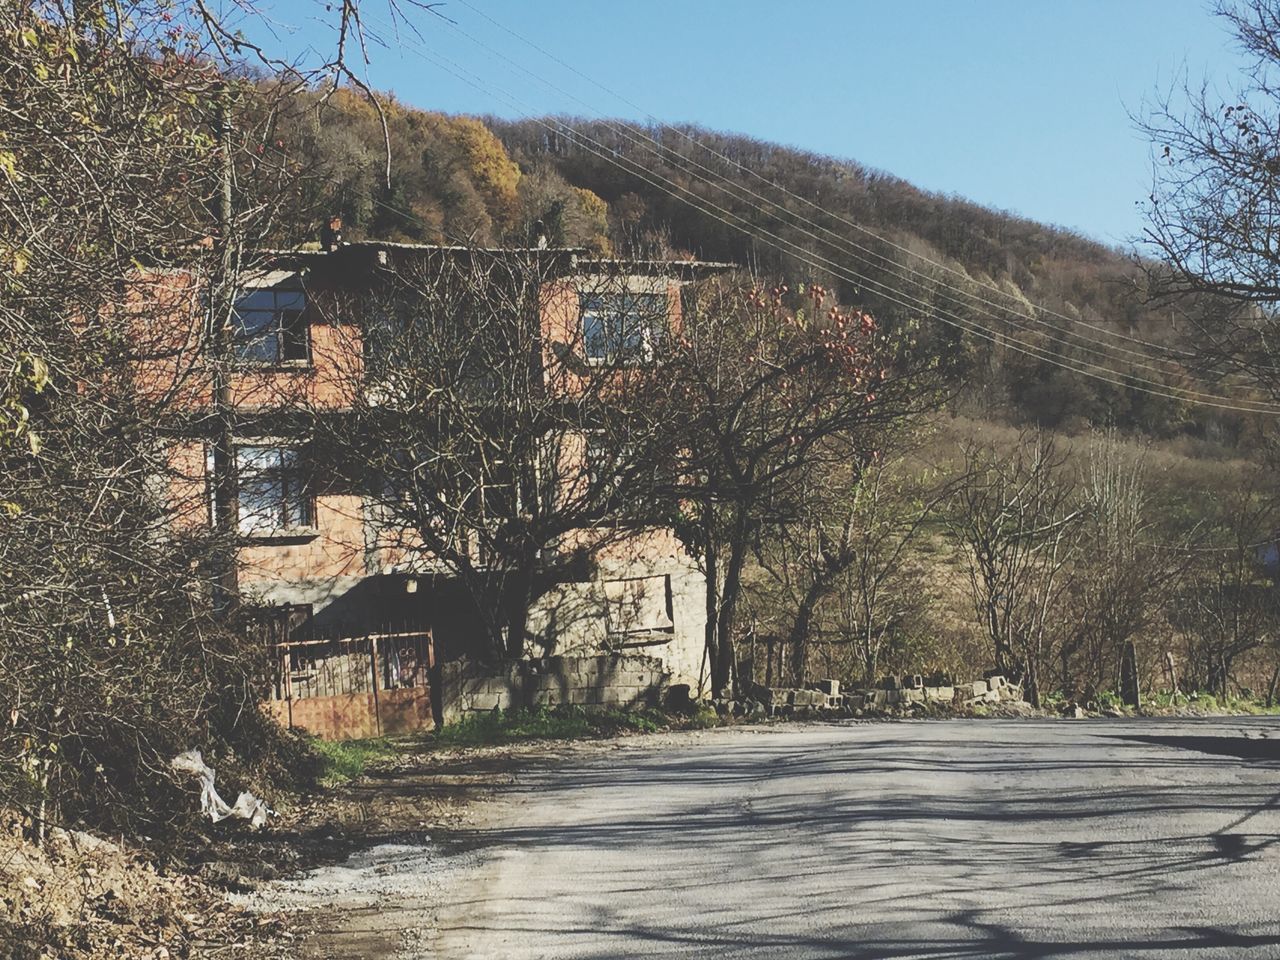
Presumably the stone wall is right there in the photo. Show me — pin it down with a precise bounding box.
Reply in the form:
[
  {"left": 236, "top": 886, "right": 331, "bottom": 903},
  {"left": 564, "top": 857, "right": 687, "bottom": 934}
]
[
  {"left": 741, "top": 674, "right": 1028, "bottom": 716},
  {"left": 439, "top": 654, "right": 670, "bottom": 725}
]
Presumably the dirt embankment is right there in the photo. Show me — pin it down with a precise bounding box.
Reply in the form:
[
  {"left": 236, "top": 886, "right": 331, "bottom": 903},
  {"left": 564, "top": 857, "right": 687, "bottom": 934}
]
[
  {"left": 228, "top": 733, "right": 720, "bottom": 958},
  {"left": 0, "top": 814, "right": 278, "bottom": 960},
  {"left": 0, "top": 731, "right": 680, "bottom": 960}
]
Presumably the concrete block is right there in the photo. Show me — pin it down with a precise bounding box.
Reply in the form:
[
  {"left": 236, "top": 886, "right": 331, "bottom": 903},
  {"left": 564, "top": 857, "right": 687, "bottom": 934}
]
[
  {"left": 923, "top": 686, "right": 954, "bottom": 702},
  {"left": 597, "top": 688, "right": 622, "bottom": 706},
  {"left": 814, "top": 679, "right": 840, "bottom": 697},
  {"left": 966, "top": 680, "right": 989, "bottom": 697},
  {"left": 583, "top": 655, "right": 615, "bottom": 675},
  {"left": 903, "top": 688, "right": 925, "bottom": 702},
  {"left": 904, "top": 674, "right": 923, "bottom": 690},
  {"left": 790, "top": 689, "right": 825, "bottom": 707},
  {"left": 467, "top": 692, "right": 506, "bottom": 711},
  {"left": 986, "top": 674, "right": 1007, "bottom": 690},
  {"left": 539, "top": 656, "right": 567, "bottom": 674},
  {"left": 530, "top": 673, "right": 564, "bottom": 692}
]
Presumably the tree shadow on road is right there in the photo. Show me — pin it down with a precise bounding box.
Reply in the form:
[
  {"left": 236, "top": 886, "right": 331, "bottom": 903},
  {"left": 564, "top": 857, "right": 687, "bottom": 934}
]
[
  {"left": 436, "top": 723, "right": 1280, "bottom": 958},
  {"left": 1108, "top": 732, "right": 1280, "bottom": 763}
]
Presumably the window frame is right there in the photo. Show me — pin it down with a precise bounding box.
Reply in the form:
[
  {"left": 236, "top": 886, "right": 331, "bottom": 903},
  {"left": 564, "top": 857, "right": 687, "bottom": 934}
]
[
  {"left": 579, "top": 291, "right": 668, "bottom": 365},
  {"left": 603, "top": 575, "right": 674, "bottom": 636},
  {"left": 230, "top": 287, "right": 311, "bottom": 367},
  {"left": 234, "top": 443, "right": 315, "bottom": 537}
]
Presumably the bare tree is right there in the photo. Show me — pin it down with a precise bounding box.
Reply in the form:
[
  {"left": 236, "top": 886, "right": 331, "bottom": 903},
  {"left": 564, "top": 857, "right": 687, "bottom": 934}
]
[
  {"left": 1139, "top": 0, "right": 1280, "bottom": 388},
  {"left": 0, "top": 0, "right": 429, "bottom": 838},
  {"left": 302, "top": 248, "right": 678, "bottom": 660},
  {"left": 1176, "top": 470, "right": 1280, "bottom": 695},
  {"left": 757, "top": 454, "right": 956, "bottom": 686},
  {"left": 654, "top": 279, "right": 935, "bottom": 697},
  {"left": 1058, "top": 430, "right": 1191, "bottom": 698},
  {"left": 947, "top": 435, "right": 1081, "bottom": 706}
]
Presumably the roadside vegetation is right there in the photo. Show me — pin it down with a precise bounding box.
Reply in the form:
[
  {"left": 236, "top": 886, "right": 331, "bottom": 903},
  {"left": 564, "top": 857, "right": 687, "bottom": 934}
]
[
  {"left": 311, "top": 738, "right": 399, "bottom": 786},
  {"left": 432, "top": 705, "right": 728, "bottom": 748}
]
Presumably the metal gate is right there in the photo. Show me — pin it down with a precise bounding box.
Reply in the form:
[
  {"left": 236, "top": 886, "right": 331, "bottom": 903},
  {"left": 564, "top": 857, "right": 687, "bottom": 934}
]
[{"left": 264, "top": 632, "right": 435, "bottom": 740}]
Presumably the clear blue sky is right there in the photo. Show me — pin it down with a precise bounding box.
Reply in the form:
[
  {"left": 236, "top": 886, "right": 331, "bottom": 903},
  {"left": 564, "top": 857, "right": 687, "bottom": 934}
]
[{"left": 254, "top": 0, "right": 1249, "bottom": 248}]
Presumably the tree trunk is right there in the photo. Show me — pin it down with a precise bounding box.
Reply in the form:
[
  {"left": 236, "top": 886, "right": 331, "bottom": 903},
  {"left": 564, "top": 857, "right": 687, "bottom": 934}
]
[
  {"left": 1024, "top": 657, "right": 1041, "bottom": 708},
  {"left": 500, "top": 559, "right": 536, "bottom": 660},
  {"left": 995, "top": 636, "right": 1016, "bottom": 676},
  {"left": 701, "top": 504, "right": 719, "bottom": 699},
  {"left": 1208, "top": 653, "right": 1228, "bottom": 699},
  {"left": 862, "top": 647, "right": 877, "bottom": 688},
  {"left": 713, "top": 508, "right": 751, "bottom": 698},
  {"left": 1119, "top": 640, "right": 1140, "bottom": 709},
  {"left": 787, "top": 579, "right": 826, "bottom": 686}
]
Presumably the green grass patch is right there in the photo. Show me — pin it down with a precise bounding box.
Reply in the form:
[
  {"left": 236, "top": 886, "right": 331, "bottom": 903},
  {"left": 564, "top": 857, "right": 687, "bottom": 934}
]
[
  {"left": 311, "top": 736, "right": 397, "bottom": 786},
  {"left": 1181, "top": 692, "right": 1280, "bottom": 715},
  {"left": 434, "top": 705, "right": 704, "bottom": 747},
  {"left": 1098, "top": 688, "right": 1280, "bottom": 715}
]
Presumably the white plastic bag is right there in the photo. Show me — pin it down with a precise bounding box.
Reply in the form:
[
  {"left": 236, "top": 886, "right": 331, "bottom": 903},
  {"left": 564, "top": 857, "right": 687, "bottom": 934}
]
[{"left": 171, "top": 750, "right": 272, "bottom": 828}]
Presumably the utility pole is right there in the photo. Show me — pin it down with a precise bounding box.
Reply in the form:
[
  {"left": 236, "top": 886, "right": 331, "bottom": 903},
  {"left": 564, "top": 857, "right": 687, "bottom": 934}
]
[{"left": 210, "top": 82, "right": 239, "bottom": 611}]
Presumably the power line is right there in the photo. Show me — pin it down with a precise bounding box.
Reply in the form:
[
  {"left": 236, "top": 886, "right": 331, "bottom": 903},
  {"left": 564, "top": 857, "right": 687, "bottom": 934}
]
[
  {"left": 452, "top": 0, "right": 1206, "bottom": 366},
  {"left": 396, "top": 29, "right": 1280, "bottom": 413},
  {"left": 365, "top": 14, "right": 1280, "bottom": 415},
  {"left": 432, "top": 17, "right": 1225, "bottom": 389},
  {"left": 425, "top": 12, "right": 1280, "bottom": 406}
]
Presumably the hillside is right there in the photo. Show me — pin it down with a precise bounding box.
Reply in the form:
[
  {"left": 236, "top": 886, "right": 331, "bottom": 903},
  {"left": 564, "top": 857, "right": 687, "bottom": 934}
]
[{"left": 278, "top": 92, "right": 1252, "bottom": 448}]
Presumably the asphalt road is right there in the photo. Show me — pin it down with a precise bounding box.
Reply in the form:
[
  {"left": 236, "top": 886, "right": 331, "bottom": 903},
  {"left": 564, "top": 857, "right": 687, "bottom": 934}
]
[{"left": 432, "top": 718, "right": 1280, "bottom": 959}]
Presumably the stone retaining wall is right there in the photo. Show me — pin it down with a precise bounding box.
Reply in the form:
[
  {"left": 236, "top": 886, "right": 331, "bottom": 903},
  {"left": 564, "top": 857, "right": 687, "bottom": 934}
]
[{"left": 439, "top": 654, "right": 670, "bottom": 725}]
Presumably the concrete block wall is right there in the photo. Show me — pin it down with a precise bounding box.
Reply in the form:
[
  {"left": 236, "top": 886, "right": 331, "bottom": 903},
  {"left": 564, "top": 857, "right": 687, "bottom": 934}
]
[
  {"left": 524, "top": 532, "right": 708, "bottom": 694},
  {"left": 440, "top": 654, "right": 670, "bottom": 725},
  {"left": 742, "top": 675, "right": 1025, "bottom": 713}
]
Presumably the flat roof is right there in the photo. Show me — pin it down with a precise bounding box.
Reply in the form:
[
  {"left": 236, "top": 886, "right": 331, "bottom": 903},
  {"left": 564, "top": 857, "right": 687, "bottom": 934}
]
[{"left": 263, "top": 242, "right": 737, "bottom": 276}]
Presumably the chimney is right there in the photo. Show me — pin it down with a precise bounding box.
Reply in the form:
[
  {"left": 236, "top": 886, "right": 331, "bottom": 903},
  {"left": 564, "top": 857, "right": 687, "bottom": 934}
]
[{"left": 320, "top": 216, "right": 344, "bottom": 252}]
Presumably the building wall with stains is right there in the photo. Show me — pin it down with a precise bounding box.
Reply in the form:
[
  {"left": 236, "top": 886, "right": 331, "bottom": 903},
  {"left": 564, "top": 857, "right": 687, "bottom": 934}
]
[{"left": 142, "top": 246, "right": 719, "bottom": 696}]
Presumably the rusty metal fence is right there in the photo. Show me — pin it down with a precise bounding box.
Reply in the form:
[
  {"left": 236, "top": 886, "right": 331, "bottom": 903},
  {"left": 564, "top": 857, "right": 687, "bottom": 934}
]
[{"left": 264, "top": 632, "right": 435, "bottom": 740}]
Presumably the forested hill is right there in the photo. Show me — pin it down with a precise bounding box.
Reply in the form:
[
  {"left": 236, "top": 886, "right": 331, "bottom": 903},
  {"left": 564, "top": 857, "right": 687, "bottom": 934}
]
[{"left": 285, "top": 92, "right": 1246, "bottom": 446}]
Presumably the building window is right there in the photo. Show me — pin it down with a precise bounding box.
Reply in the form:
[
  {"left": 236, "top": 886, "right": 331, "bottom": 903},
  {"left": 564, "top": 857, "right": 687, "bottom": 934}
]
[
  {"left": 580, "top": 292, "right": 666, "bottom": 362},
  {"left": 236, "top": 445, "right": 312, "bottom": 534},
  {"left": 232, "top": 289, "right": 308, "bottom": 364}
]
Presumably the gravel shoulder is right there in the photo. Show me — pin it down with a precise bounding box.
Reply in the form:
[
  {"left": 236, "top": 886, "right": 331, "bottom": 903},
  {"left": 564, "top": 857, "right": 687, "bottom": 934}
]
[{"left": 234, "top": 727, "right": 741, "bottom": 958}]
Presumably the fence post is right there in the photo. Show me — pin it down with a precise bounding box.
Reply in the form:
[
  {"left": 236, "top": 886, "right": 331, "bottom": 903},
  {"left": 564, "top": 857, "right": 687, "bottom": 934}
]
[
  {"left": 369, "top": 635, "right": 382, "bottom": 737},
  {"left": 281, "top": 644, "right": 294, "bottom": 729},
  {"left": 1120, "top": 641, "right": 1141, "bottom": 709}
]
